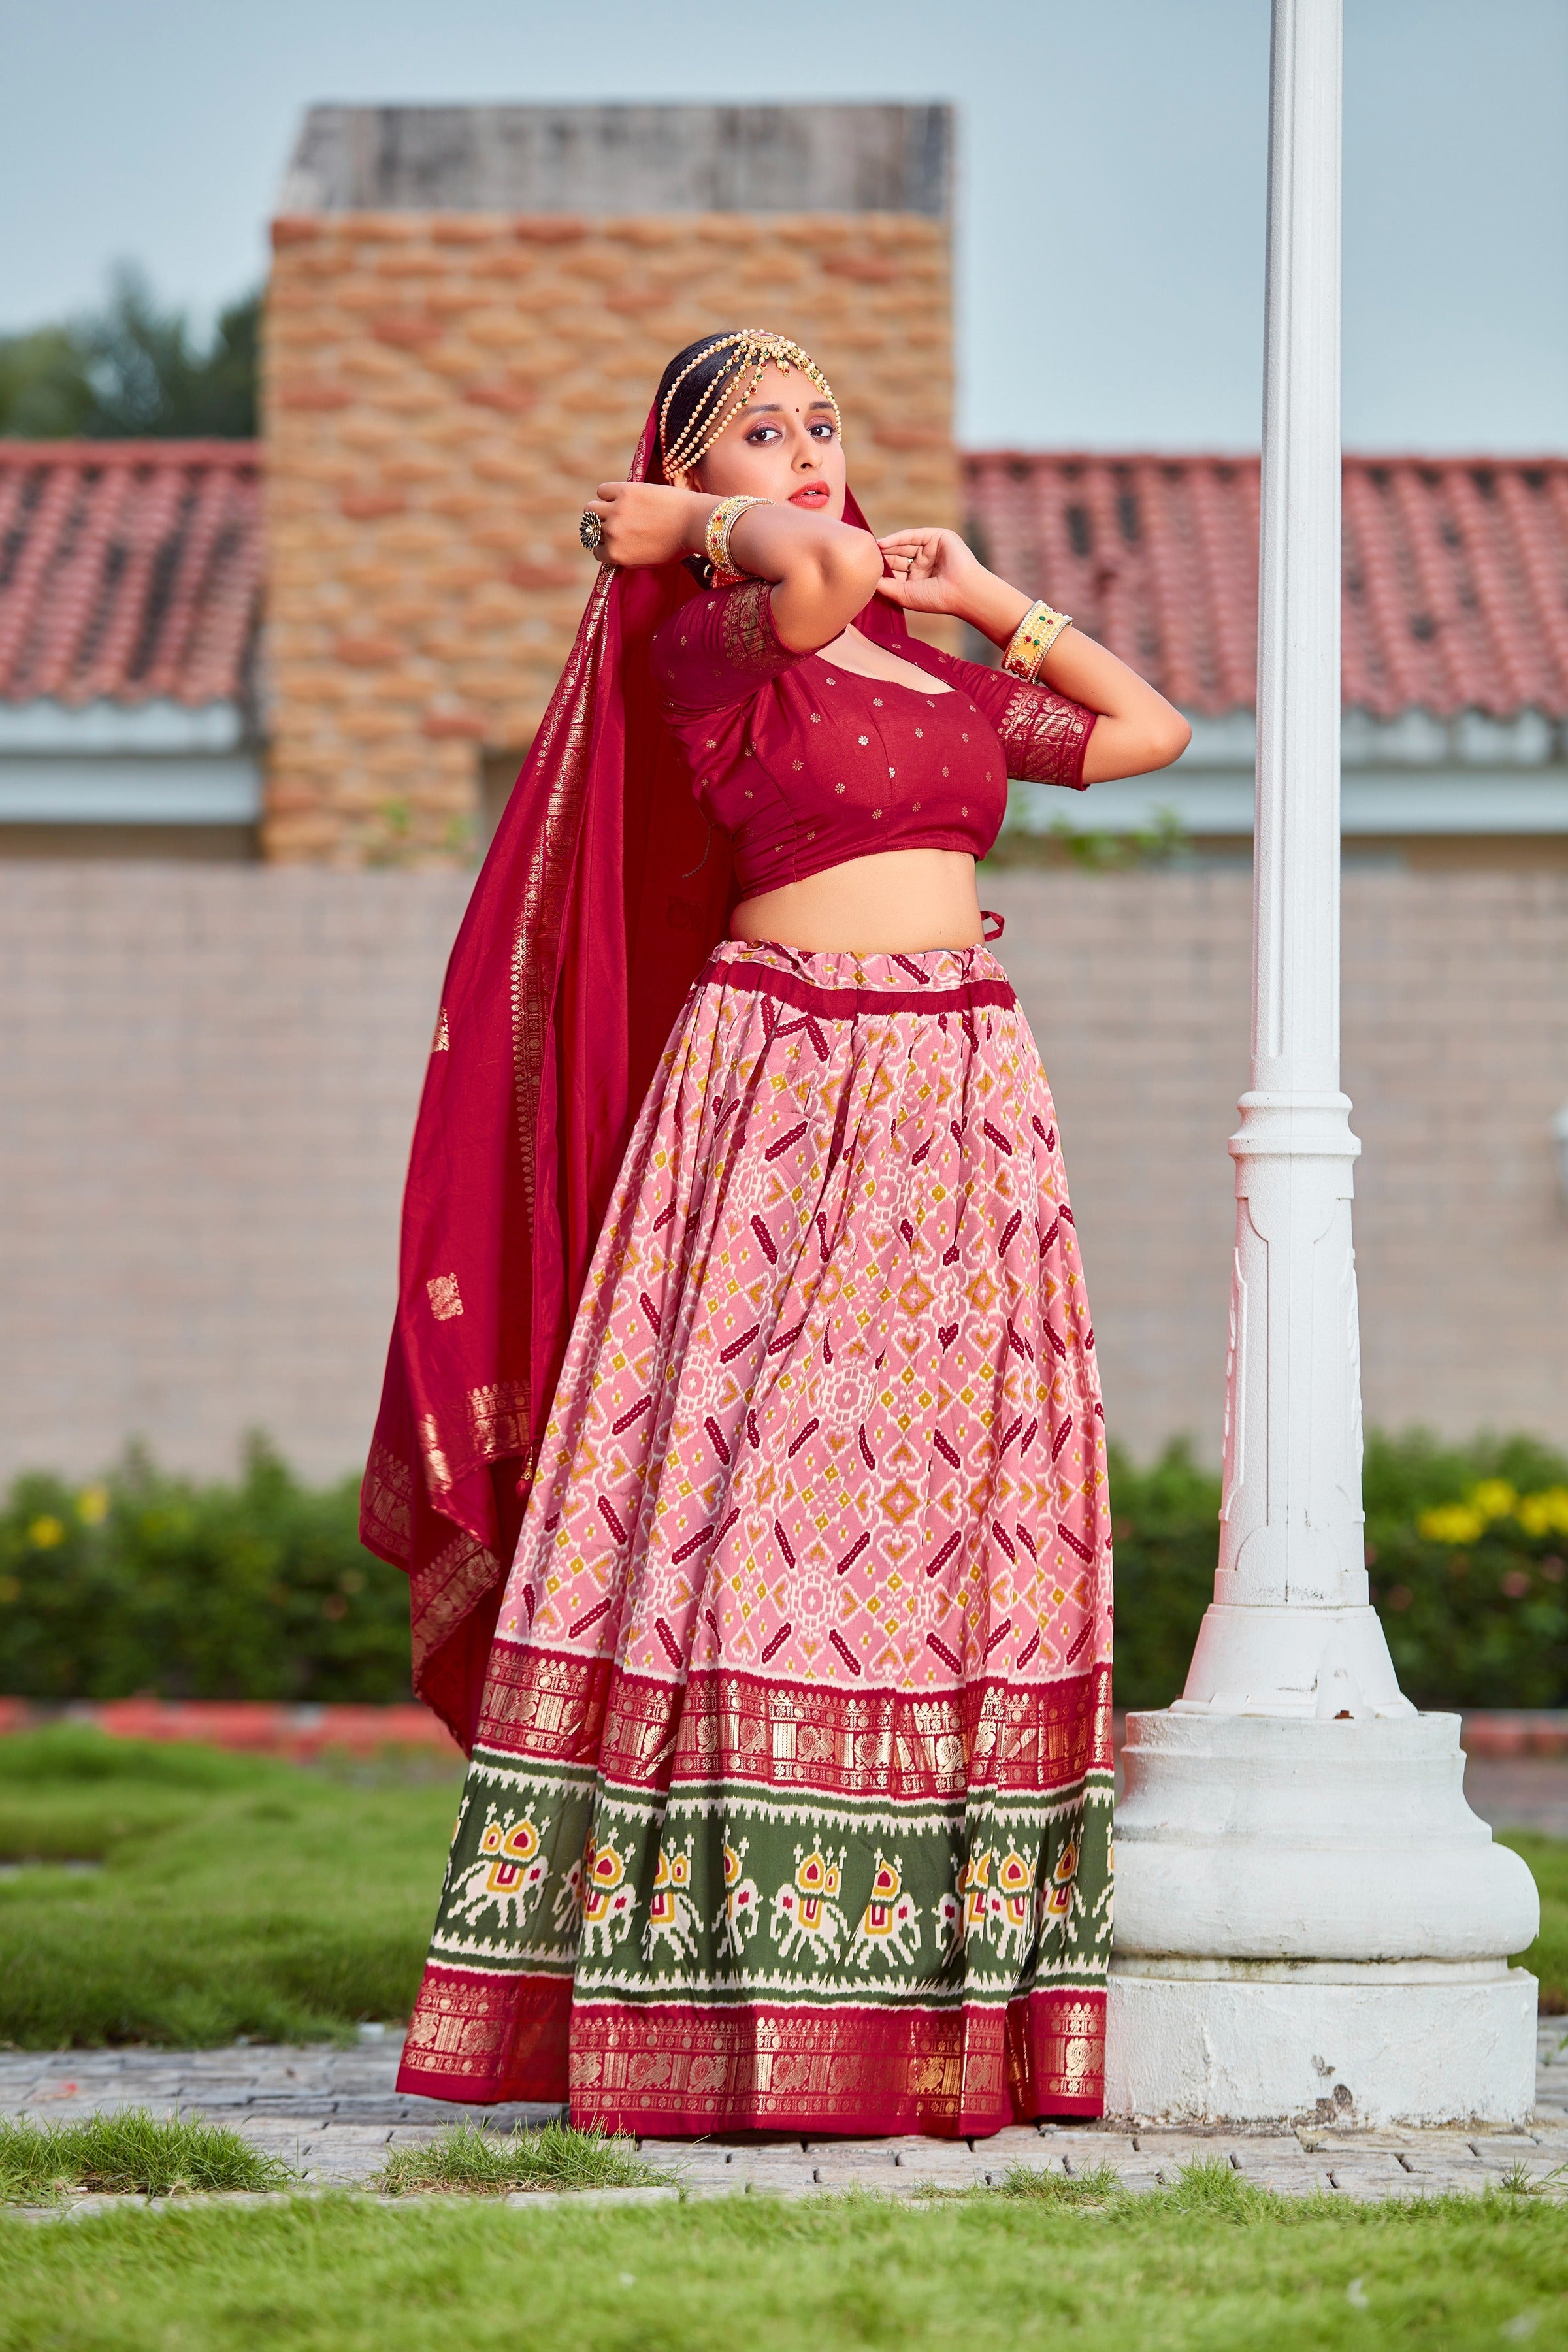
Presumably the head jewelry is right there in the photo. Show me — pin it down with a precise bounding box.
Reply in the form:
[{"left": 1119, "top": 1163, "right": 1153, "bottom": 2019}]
[{"left": 659, "top": 331, "right": 840, "bottom": 483}]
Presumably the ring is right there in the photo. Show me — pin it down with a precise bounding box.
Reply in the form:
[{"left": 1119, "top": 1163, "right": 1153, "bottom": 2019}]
[{"left": 579, "top": 509, "right": 604, "bottom": 555}]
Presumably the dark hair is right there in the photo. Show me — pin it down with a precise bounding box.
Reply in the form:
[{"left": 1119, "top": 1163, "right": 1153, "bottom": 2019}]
[{"left": 653, "top": 334, "right": 752, "bottom": 484}]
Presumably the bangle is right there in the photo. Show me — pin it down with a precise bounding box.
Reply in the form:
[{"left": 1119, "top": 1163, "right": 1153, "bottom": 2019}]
[
  {"left": 703, "top": 494, "right": 769, "bottom": 578},
  {"left": 1002, "top": 599, "right": 1072, "bottom": 680}
]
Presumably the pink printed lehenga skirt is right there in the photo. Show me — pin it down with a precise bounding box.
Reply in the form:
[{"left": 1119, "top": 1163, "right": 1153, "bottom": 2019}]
[{"left": 397, "top": 939, "right": 1113, "bottom": 2136}]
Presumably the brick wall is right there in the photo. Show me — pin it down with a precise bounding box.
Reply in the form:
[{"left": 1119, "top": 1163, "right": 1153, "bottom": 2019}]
[
  {"left": 263, "top": 210, "right": 955, "bottom": 864},
  {"left": 3, "top": 866, "right": 1565, "bottom": 1486}
]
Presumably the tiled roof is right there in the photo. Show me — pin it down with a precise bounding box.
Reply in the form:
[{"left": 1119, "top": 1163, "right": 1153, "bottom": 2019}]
[
  {"left": 0, "top": 442, "right": 261, "bottom": 707},
  {"left": 7, "top": 440, "right": 1561, "bottom": 723},
  {"left": 965, "top": 453, "right": 1568, "bottom": 719}
]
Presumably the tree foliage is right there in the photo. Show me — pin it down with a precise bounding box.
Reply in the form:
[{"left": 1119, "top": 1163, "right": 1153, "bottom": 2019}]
[{"left": 0, "top": 268, "right": 258, "bottom": 439}]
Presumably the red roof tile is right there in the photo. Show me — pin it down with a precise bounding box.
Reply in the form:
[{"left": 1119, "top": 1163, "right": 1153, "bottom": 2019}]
[
  {"left": 6, "top": 441, "right": 1560, "bottom": 725},
  {"left": 964, "top": 453, "right": 1568, "bottom": 719},
  {"left": 0, "top": 442, "right": 261, "bottom": 708}
]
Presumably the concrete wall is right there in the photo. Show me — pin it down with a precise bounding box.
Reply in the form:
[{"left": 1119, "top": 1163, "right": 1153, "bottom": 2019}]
[
  {"left": 4, "top": 864, "right": 1565, "bottom": 1486},
  {"left": 279, "top": 103, "right": 951, "bottom": 219},
  {"left": 988, "top": 867, "right": 1568, "bottom": 1461},
  {"left": 4, "top": 866, "right": 465, "bottom": 1486}
]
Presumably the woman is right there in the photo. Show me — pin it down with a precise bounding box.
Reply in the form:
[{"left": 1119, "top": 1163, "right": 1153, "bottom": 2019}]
[{"left": 365, "top": 331, "right": 1188, "bottom": 2138}]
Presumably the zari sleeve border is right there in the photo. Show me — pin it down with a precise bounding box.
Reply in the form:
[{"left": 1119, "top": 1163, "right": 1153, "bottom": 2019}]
[{"left": 996, "top": 682, "right": 1097, "bottom": 792}]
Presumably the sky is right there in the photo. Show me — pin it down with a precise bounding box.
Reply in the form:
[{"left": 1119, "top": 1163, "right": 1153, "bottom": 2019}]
[{"left": 3, "top": 0, "right": 1564, "bottom": 451}]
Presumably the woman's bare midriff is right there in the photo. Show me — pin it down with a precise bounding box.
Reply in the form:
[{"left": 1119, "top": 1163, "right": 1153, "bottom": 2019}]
[{"left": 728, "top": 845, "right": 985, "bottom": 955}]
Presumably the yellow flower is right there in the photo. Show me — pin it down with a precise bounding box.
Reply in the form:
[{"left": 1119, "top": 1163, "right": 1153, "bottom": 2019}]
[
  {"left": 1516, "top": 1488, "right": 1568, "bottom": 1541},
  {"left": 76, "top": 1485, "right": 110, "bottom": 1526},
  {"left": 27, "top": 1516, "right": 65, "bottom": 1549},
  {"left": 1418, "top": 1503, "right": 1486, "bottom": 1545},
  {"left": 1468, "top": 1480, "right": 1517, "bottom": 1523}
]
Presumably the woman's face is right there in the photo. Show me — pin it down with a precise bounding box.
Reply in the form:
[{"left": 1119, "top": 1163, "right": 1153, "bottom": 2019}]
[{"left": 683, "top": 363, "right": 847, "bottom": 520}]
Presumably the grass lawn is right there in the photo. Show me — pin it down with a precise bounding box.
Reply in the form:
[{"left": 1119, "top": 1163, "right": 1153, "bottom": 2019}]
[
  {"left": 0, "top": 1730, "right": 1563, "bottom": 2048},
  {"left": 1499, "top": 1831, "right": 1568, "bottom": 2014},
  {"left": 2, "top": 1737, "right": 1566, "bottom": 2346},
  {"left": 0, "top": 2112, "right": 291, "bottom": 2200},
  {"left": 2, "top": 2178, "right": 1568, "bottom": 2351},
  {"left": 0, "top": 1728, "right": 461, "bottom": 2047},
  {"left": 0, "top": 2111, "right": 653, "bottom": 2201},
  {"left": 377, "top": 2121, "right": 660, "bottom": 2196}
]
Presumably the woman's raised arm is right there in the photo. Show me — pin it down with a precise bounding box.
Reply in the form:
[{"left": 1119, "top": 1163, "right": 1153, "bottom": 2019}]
[
  {"left": 876, "top": 525, "right": 1192, "bottom": 783},
  {"left": 583, "top": 481, "right": 885, "bottom": 653}
]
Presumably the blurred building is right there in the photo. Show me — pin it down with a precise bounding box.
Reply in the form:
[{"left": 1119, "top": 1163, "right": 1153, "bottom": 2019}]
[
  {"left": 0, "top": 104, "right": 1563, "bottom": 1486},
  {"left": 263, "top": 103, "right": 957, "bottom": 862},
  {"left": 5, "top": 436, "right": 1565, "bottom": 868},
  {"left": 0, "top": 443, "right": 262, "bottom": 854},
  {"left": 971, "top": 451, "right": 1568, "bottom": 867}
]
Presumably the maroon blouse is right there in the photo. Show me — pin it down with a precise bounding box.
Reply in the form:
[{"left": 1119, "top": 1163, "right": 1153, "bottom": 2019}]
[{"left": 653, "top": 578, "right": 1096, "bottom": 900}]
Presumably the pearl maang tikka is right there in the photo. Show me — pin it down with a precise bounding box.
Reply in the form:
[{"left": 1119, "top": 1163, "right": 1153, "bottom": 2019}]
[{"left": 659, "top": 332, "right": 840, "bottom": 483}]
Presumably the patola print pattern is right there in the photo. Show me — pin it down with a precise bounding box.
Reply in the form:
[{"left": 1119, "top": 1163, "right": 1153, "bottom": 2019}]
[{"left": 398, "top": 940, "right": 1113, "bottom": 2134}]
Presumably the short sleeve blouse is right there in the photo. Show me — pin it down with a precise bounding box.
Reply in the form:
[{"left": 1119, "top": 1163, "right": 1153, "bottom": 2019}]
[{"left": 652, "top": 580, "right": 1096, "bottom": 900}]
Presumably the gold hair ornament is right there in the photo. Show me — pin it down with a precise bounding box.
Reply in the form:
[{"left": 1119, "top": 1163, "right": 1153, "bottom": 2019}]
[
  {"left": 1002, "top": 600, "right": 1073, "bottom": 681},
  {"left": 660, "top": 331, "right": 840, "bottom": 483}
]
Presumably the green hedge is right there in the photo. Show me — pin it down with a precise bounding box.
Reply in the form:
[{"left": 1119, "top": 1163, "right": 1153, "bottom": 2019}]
[
  {"left": 2, "top": 1431, "right": 1567, "bottom": 1709},
  {"left": 0, "top": 1442, "right": 410, "bottom": 1703}
]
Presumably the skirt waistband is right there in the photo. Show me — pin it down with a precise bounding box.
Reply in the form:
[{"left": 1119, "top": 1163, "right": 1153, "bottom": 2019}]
[{"left": 707, "top": 936, "right": 1010, "bottom": 1000}]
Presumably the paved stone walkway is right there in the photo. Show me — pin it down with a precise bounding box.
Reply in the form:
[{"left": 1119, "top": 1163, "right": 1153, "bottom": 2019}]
[
  {"left": 5, "top": 2024, "right": 1568, "bottom": 2206},
  {"left": 1467, "top": 1758, "right": 1568, "bottom": 1839}
]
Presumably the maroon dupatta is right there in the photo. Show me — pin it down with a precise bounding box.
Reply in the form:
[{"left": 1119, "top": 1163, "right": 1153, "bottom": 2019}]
[{"left": 361, "top": 406, "right": 905, "bottom": 1750}]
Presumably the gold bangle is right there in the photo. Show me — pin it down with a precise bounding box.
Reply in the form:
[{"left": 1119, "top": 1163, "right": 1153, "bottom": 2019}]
[
  {"left": 703, "top": 494, "right": 769, "bottom": 577},
  {"left": 1002, "top": 599, "right": 1072, "bottom": 680}
]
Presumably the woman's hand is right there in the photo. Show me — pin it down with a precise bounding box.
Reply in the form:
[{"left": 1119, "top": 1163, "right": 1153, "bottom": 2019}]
[
  {"left": 877, "top": 527, "right": 1052, "bottom": 650},
  {"left": 583, "top": 481, "right": 708, "bottom": 569},
  {"left": 883, "top": 525, "right": 1191, "bottom": 781},
  {"left": 874, "top": 527, "right": 994, "bottom": 621}
]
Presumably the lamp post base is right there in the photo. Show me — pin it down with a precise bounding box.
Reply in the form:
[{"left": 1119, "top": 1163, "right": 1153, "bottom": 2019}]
[
  {"left": 1172, "top": 1603, "right": 1414, "bottom": 1720},
  {"left": 1105, "top": 1962, "right": 1538, "bottom": 2127},
  {"left": 1107, "top": 1708, "right": 1541, "bottom": 2124}
]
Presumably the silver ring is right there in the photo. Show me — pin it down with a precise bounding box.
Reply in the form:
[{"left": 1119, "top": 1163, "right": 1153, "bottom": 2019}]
[{"left": 579, "top": 508, "right": 604, "bottom": 555}]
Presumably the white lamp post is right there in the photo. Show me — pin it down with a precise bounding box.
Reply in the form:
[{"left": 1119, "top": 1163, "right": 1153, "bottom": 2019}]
[
  {"left": 1553, "top": 1105, "right": 1568, "bottom": 1210},
  {"left": 1104, "top": 0, "right": 1539, "bottom": 2126}
]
